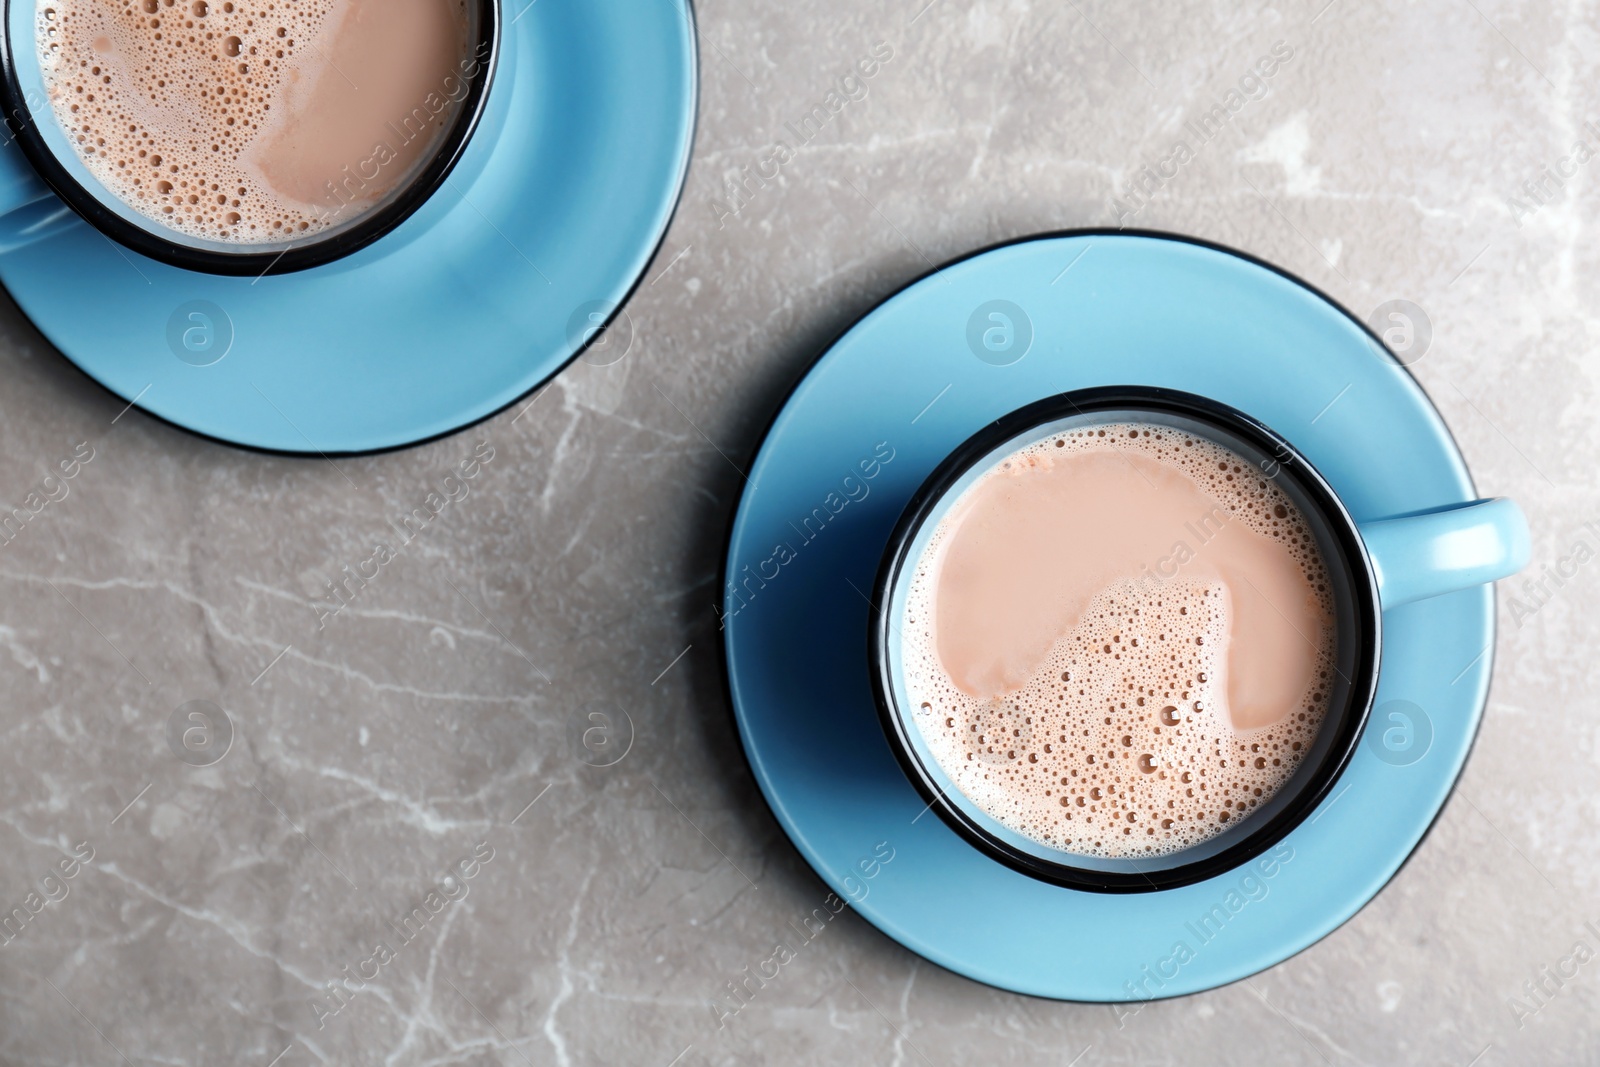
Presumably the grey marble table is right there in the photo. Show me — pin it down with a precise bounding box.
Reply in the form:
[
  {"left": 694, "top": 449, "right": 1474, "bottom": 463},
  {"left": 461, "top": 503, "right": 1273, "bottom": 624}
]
[{"left": 0, "top": 1, "right": 1594, "bottom": 1064}]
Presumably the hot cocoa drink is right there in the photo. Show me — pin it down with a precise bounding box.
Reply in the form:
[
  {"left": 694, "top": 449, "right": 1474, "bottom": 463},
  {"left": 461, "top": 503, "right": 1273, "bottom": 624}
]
[
  {"left": 36, "top": 0, "right": 478, "bottom": 244},
  {"left": 902, "top": 422, "right": 1339, "bottom": 859}
]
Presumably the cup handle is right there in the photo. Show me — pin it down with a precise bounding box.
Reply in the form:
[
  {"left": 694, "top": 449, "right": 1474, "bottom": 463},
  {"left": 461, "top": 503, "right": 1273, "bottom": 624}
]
[
  {"left": 1356, "top": 498, "right": 1530, "bottom": 610},
  {"left": 0, "top": 133, "right": 80, "bottom": 255}
]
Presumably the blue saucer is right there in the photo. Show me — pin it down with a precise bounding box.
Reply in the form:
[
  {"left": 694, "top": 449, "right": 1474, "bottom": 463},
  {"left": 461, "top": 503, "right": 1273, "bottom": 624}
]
[
  {"left": 722, "top": 232, "right": 1493, "bottom": 1000},
  {"left": 0, "top": 0, "right": 696, "bottom": 453}
]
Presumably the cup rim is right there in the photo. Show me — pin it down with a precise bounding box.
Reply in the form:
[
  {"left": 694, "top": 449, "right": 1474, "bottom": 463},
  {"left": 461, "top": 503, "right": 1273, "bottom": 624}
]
[
  {"left": 868, "top": 385, "right": 1382, "bottom": 893},
  {"left": 0, "top": 0, "right": 499, "bottom": 276}
]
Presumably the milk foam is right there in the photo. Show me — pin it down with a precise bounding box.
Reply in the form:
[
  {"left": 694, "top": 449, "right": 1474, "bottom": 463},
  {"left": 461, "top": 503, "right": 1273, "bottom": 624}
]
[
  {"left": 903, "top": 424, "right": 1338, "bottom": 859},
  {"left": 37, "top": 0, "right": 471, "bottom": 245}
]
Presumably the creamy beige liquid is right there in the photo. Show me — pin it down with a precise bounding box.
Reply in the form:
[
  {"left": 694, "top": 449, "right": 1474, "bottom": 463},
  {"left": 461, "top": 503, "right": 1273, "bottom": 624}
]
[
  {"left": 903, "top": 423, "right": 1339, "bottom": 859},
  {"left": 37, "top": 0, "right": 474, "bottom": 244}
]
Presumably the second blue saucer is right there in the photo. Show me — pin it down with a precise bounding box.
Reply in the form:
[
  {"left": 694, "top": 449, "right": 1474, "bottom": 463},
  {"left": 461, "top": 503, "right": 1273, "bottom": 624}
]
[{"left": 722, "top": 231, "right": 1494, "bottom": 1000}]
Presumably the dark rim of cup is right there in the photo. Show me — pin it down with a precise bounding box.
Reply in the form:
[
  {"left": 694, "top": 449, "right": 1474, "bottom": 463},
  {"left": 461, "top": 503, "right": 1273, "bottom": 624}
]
[
  {"left": 869, "top": 385, "right": 1382, "bottom": 893},
  {"left": 0, "top": 0, "right": 498, "bottom": 277}
]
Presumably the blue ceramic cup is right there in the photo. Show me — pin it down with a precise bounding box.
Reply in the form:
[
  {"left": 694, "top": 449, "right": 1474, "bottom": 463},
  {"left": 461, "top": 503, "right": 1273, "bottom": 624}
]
[
  {"left": 870, "top": 386, "right": 1529, "bottom": 893},
  {"left": 0, "top": 0, "right": 497, "bottom": 275}
]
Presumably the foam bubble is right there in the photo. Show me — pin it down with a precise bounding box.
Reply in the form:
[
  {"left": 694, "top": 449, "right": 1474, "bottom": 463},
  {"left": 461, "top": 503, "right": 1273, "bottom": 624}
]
[
  {"left": 903, "top": 424, "right": 1338, "bottom": 859},
  {"left": 37, "top": 0, "right": 469, "bottom": 245}
]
